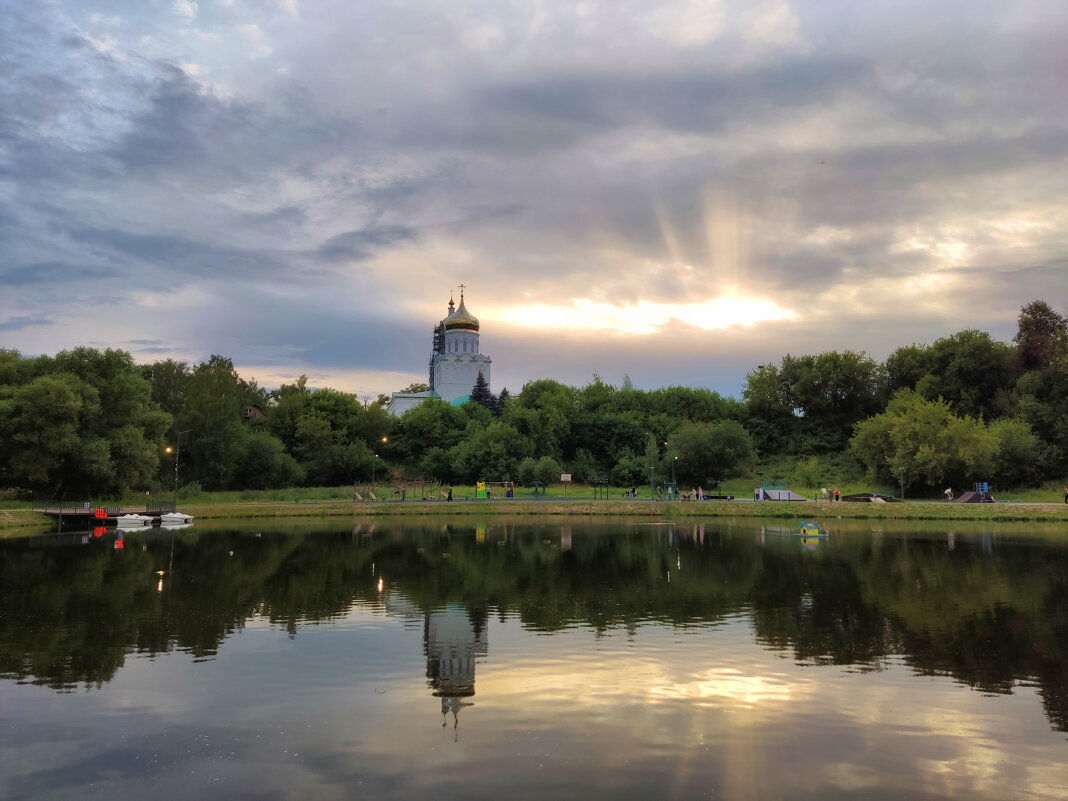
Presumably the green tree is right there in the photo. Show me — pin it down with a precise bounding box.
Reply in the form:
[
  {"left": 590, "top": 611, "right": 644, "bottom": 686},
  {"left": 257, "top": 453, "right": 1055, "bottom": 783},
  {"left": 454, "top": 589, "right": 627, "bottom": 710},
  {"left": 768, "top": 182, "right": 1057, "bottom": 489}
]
[
  {"left": 512, "top": 379, "right": 576, "bottom": 458},
  {"left": 0, "top": 348, "right": 170, "bottom": 497},
  {"left": 885, "top": 345, "right": 933, "bottom": 394},
  {"left": 233, "top": 431, "right": 305, "bottom": 489},
  {"left": 851, "top": 389, "right": 997, "bottom": 491},
  {"left": 568, "top": 448, "right": 599, "bottom": 484},
  {"left": 449, "top": 421, "right": 532, "bottom": 482},
  {"left": 178, "top": 356, "right": 247, "bottom": 490},
  {"left": 987, "top": 418, "right": 1050, "bottom": 488},
  {"left": 142, "top": 359, "right": 191, "bottom": 419},
  {"left": 916, "top": 330, "right": 1014, "bottom": 420},
  {"left": 743, "top": 362, "right": 795, "bottom": 454},
  {"left": 780, "top": 351, "right": 885, "bottom": 451},
  {"left": 394, "top": 399, "right": 468, "bottom": 464},
  {"left": 517, "top": 457, "right": 538, "bottom": 487},
  {"left": 469, "top": 371, "right": 496, "bottom": 415},
  {"left": 1013, "top": 300, "right": 1067, "bottom": 372},
  {"left": 265, "top": 376, "right": 311, "bottom": 450},
  {"left": 744, "top": 352, "right": 884, "bottom": 454},
  {"left": 609, "top": 449, "right": 646, "bottom": 486},
  {"left": 535, "top": 455, "right": 563, "bottom": 489},
  {"left": 419, "top": 447, "right": 455, "bottom": 484},
  {"left": 670, "top": 420, "right": 756, "bottom": 487}
]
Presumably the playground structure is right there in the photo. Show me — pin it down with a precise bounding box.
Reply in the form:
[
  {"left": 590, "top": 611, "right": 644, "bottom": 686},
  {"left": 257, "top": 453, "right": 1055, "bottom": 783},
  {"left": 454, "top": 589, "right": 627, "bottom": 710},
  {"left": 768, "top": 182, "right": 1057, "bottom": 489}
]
[
  {"left": 477, "top": 481, "right": 516, "bottom": 499},
  {"left": 955, "top": 481, "right": 996, "bottom": 503},
  {"left": 756, "top": 481, "right": 808, "bottom": 501},
  {"left": 353, "top": 480, "right": 439, "bottom": 502}
]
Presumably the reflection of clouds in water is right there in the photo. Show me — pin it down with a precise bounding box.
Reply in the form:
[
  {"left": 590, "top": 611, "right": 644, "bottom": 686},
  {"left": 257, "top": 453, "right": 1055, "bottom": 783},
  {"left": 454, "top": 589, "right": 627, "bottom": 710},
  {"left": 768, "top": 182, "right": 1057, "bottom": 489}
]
[
  {"left": 805, "top": 663, "right": 1068, "bottom": 798},
  {"left": 650, "top": 666, "right": 798, "bottom": 708}
]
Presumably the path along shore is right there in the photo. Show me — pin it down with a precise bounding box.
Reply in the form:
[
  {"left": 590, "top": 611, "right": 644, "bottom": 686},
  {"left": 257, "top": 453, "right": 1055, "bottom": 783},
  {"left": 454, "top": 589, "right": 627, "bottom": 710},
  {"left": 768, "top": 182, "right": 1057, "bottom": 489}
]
[{"left": 5, "top": 497, "right": 1068, "bottom": 535}]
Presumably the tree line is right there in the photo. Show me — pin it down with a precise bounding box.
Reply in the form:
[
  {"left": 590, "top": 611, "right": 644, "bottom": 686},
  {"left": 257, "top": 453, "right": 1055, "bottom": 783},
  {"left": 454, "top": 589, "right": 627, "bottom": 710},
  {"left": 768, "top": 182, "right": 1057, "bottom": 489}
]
[{"left": 1, "top": 300, "right": 1065, "bottom": 498}]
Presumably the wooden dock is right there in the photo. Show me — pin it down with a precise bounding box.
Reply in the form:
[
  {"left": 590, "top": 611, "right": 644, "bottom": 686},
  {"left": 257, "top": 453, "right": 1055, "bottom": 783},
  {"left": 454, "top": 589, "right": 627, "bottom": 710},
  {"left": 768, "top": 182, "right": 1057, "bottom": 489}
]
[{"left": 33, "top": 501, "right": 178, "bottom": 526}]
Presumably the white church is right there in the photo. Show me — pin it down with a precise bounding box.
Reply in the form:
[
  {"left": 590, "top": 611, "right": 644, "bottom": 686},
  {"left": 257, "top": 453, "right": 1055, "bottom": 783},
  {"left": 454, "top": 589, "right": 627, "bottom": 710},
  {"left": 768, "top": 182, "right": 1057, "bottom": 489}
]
[{"left": 386, "top": 286, "right": 492, "bottom": 416}]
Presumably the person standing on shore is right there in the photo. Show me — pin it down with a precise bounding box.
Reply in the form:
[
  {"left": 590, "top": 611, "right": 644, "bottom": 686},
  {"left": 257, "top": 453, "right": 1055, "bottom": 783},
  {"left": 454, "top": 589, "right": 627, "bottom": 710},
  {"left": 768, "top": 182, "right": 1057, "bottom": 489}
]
[{"left": 834, "top": 488, "right": 840, "bottom": 502}]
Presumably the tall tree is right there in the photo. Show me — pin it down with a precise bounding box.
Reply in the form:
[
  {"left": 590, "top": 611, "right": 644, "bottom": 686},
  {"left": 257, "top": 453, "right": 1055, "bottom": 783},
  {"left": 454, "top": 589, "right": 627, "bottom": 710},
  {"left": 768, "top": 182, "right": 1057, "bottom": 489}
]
[
  {"left": 0, "top": 348, "right": 170, "bottom": 497},
  {"left": 885, "top": 345, "right": 933, "bottom": 394},
  {"left": 670, "top": 420, "right": 756, "bottom": 487},
  {"left": 179, "top": 355, "right": 247, "bottom": 490},
  {"left": 915, "top": 330, "right": 1014, "bottom": 420},
  {"left": 469, "top": 371, "right": 496, "bottom": 414},
  {"left": 851, "top": 389, "right": 1001, "bottom": 490},
  {"left": 1014, "top": 300, "right": 1068, "bottom": 372}
]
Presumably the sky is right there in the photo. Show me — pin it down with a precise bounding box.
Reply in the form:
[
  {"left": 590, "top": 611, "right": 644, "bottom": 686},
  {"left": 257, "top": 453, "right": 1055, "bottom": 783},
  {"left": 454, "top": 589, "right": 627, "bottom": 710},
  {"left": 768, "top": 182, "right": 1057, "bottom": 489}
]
[{"left": 2, "top": 0, "right": 1067, "bottom": 401}]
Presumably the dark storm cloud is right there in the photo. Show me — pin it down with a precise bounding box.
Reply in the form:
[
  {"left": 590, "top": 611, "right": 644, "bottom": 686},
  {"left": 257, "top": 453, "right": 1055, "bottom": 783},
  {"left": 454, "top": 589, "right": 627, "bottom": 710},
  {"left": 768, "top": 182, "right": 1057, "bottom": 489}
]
[
  {"left": 465, "top": 55, "right": 869, "bottom": 143},
  {"left": 0, "top": 315, "right": 53, "bottom": 332},
  {"left": 95, "top": 65, "right": 360, "bottom": 190},
  {"left": 0, "top": 261, "right": 119, "bottom": 286},
  {"left": 239, "top": 205, "right": 308, "bottom": 230},
  {"left": 315, "top": 225, "right": 417, "bottom": 263},
  {"left": 108, "top": 68, "right": 211, "bottom": 170},
  {"left": 68, "top": 227, "right": 288, "bottom": 279},
  {"left": 166, "top": 285, "right": 430, "bottom": 373}
]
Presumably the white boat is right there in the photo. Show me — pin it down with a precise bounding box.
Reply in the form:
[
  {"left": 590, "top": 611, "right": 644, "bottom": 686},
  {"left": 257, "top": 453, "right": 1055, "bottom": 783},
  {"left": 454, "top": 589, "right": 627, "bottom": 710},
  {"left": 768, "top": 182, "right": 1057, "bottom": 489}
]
[
  {"left": 116, "top": 513, "right": 153, "bottom": 528},
  {"left": 160, "top": 511, "right": 194, "bottom": 525}
]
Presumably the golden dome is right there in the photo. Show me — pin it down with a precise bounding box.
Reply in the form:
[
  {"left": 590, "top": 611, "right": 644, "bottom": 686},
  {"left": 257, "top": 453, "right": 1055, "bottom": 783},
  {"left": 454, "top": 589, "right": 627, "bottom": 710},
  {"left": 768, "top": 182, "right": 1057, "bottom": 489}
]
[{"left": 444, "top": 294, "right": 479, "bottom": 332}]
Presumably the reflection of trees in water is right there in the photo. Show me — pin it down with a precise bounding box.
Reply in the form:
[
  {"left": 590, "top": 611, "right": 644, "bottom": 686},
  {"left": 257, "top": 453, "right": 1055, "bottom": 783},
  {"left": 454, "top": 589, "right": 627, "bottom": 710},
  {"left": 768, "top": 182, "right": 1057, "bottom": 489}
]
[{"left": 2, "top": 523, "right": 1067, "bottom": 731}]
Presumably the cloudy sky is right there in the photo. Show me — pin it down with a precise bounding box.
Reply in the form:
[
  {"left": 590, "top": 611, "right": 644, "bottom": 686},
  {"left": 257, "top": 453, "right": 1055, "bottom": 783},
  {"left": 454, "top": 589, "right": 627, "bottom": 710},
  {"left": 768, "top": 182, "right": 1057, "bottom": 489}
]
[{"left": 3, "top": 0, "right": 1067, "bottom": 400}]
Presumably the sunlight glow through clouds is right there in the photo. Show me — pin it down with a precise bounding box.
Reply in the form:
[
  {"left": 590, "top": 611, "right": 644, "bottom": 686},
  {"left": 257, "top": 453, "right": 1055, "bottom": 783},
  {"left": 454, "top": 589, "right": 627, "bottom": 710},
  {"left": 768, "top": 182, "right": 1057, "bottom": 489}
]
[
  {"left": 488, "top": 294, "right": 797, "bottom": 335},
  {"left": 827, "top": 269, "right": 959, "bottom": 318}
]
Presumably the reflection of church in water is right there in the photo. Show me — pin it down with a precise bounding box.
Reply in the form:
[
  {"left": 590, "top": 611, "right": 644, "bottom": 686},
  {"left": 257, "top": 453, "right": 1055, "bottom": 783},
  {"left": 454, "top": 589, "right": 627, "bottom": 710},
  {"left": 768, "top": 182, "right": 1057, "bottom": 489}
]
[{"left": 384, "top": 593, "right": 488, "bottom": 730}]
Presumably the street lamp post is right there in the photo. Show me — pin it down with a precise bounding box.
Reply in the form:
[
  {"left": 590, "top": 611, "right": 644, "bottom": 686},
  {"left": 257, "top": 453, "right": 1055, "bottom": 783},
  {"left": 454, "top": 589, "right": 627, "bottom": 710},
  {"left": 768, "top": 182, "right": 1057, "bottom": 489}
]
[
  {"left": 165, "top": 429, "right": 192, "bottom": 503},
  {"left": 372, "top": 436, "right": 387, "bottom": 487}
]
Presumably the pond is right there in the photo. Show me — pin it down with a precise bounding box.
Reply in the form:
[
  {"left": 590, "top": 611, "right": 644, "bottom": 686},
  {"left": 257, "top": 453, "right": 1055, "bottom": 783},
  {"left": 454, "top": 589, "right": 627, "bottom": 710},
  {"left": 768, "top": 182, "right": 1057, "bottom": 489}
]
[{"left": 2, "top": 518, "right": 1067, "bottom": 800}]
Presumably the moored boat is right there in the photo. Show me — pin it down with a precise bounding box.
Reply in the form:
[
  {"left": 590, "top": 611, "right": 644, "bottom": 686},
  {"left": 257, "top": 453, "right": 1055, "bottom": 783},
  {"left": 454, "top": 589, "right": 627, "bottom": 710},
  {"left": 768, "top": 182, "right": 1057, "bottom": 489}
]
[
  {"left": 160, "top": 511, "right": 194, "bottom": 525},
  {"left": 116, "top": 513, "right": 153, "bottom": 528}
]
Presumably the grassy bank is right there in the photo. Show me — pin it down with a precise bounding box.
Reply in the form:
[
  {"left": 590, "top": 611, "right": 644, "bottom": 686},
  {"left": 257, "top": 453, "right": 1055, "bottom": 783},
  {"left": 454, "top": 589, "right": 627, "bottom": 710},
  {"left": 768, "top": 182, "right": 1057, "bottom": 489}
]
[
  {"left": 0, "top": 509, "right": 51, "bottom": 532},
  {"left": 113, "top": 498, "right": 1068, "bottom": 523},
  {"left": 5, "top": 497, "right": 1068, "bottom": 538},
  {"left": 6, "top": 479, "right": 1066, "bottom": 510}
]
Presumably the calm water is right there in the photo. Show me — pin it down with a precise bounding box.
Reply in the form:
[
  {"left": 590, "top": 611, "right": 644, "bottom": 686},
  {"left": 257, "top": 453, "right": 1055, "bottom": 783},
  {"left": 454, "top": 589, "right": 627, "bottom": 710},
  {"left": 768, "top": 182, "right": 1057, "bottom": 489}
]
[{"left": 2, "top": 518, "right": 1067, "bottom": 800}]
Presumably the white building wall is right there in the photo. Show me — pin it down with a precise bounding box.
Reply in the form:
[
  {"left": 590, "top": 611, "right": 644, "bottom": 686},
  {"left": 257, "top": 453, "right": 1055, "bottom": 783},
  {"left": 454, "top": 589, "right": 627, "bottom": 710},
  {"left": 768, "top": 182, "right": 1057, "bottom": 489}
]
[
  {"left": 433, "top": 354, "right": 491, "bottom": 404},
  {"left": 387, "top": 392, "right": 437, "bottom": 417},
  {"left": 443, "top": 329, "right": 479, "bottom": 356}
]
